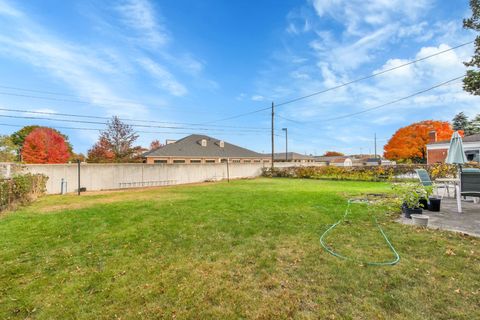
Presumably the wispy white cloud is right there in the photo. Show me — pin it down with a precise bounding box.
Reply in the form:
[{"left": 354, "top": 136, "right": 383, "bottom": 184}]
[
  {"left": 0, "top": 0, "right": 21, "bottom": 17},
  {"left": 137, "top": 57, "right": 187, "bottom": 96},
  {"left": 116, "top": 0, "right": 168, "bottom": 47},
  {"left": 251, "top": 95, "right": 265, "bottom": 101},
  {"left": 0, "top": 1, "right": 149, "bottom": 117}
]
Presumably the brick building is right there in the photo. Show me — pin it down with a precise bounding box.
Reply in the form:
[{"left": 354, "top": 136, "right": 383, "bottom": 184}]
[
  {"left": 426, "top": 131, "right": 480, "bottom": 164},
  {"left": 143, "top": 134, "right": 270, "bottom": 164}
]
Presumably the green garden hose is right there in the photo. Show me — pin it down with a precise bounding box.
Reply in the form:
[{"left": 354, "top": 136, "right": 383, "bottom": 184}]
[{"left": 319, "top": 200, "right": 400, "bottom": 266}]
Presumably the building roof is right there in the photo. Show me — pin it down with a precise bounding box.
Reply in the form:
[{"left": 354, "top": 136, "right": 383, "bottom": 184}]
[
  {"left": 272, "top": 152, "right": 314, "bottom": 160},
  {"left": 143, "top": 134, "right": 265, "bottom": 158},
  {"left": 314, "top": 155, "right": 349, "bottom": 162},
  {"left": 428, "top": 133, "right": 480, "bottom": 145},
  {"left": 331, "top": 157, "right": 351, "bottom": 163}
]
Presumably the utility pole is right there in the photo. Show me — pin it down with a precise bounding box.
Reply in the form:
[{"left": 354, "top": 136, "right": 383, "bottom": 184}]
[
  {"left": 282, "top": 128, "right": 288, "bottom": 161},
  {"left": 77, "top": 159, "right": 81, "bottom": 196},
  {"left": 374, "top": 133, "right": 377, "bottom": 159},
  {"left": 271, "top": 101, "right": 275, "bottom": 170}
]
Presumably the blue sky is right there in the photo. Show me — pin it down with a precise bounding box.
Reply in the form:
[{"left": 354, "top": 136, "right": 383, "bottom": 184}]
[{"left": 0, "top": 0, "right": 478, "bottom": 155}]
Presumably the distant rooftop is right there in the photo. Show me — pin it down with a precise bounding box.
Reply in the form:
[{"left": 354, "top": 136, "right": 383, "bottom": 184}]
[
  {"left": 143, "top": 134, "right": 265, "bottom": 158},
  {"left": 428, "top": 133, "right": 480, "bottom": 145},
  {"left": 272, "top": 152, "right": 314, "bottom": 160}
]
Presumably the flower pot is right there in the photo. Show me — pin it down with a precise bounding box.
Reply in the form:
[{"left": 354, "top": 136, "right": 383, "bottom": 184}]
[
  {"left": 411, "top": 214, "right": 429, "bottom": 227},
  {"left": 419, "top": 198, "right": 429, "bottom": 210},
  {"left": 428, "top": 198, "right": 441, "bottom": 212},
  {"left": 404, "top": 207, "right": 422, "bottom": 219}
]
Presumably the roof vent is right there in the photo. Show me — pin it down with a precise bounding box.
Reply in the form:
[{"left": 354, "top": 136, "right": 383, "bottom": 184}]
[
  {"left": 166, "top": 139, "right": 176, "bottom": 145},
  {"left": 219, "top": 140, "right": 224, "bottom": 148},
  {"left": 201, "top": 139, "right": 207, "bottom": 147}
]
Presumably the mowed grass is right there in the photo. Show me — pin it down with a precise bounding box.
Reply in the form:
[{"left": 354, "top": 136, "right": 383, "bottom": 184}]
[{"left": 0, "top": 178, "right": 479, "bottom": 319}]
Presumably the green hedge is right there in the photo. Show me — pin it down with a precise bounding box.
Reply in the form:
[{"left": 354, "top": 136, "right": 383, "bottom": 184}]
[
  {"left": 262, "top": 163, "right": 480, "bottom": 182},
  {"left": 0, "top": 174, "right": 48, "bottom": 212}
]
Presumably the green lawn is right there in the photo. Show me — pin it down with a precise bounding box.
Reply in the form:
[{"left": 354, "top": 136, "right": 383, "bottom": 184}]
[{"left": 1, "top": 178, "right": 479, "bottom": 319}]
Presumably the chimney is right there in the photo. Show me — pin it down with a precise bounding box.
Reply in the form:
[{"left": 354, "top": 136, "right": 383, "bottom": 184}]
[
  {"left": 219, "top": 140, "right": 224, "bottom": 148},
  {"left": 166, "top": 139, "right": 176, "bottom": 145},
  {"left": 428, "top": 131, "right": 437, "bottom": 143},
  {"left": 201, "top": 139, "right": 207, "bottom": 147}
]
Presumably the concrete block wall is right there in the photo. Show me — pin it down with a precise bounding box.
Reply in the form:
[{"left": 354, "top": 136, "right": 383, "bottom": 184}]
[
  {"left": 22, "top": 163, "right": 267, "bottom": 194},
  {"left": 21, "top": 162, "right": 323, "bottom": 194}
]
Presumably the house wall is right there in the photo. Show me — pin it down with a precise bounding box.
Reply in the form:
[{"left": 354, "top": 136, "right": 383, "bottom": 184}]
[
  {"left": 427, "top": 148, "right": 448, "bottom": 164},
  {"left": 145, "top": 157, "right": 270, "bottom": 164}
]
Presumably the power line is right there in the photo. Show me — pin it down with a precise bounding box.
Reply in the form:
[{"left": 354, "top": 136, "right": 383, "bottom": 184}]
[
  {"left": 275, "top": 41, "right": 472, "bottom": 108},
  {"left": 0, "top": 123, "right": 279, "bottom": 137},
  {"left": 0, "top": 114, "right": 275, "bottom": 134},
  {"left": 201, "top": 106, "right": 271, "bottom": 124},
  {"left": 204, "top": 40, "right": 473, "bottom": 123},
  {"left": 0, "top": 90, "right": 138, "bottom": 107},
  {"left": 0, "top": 106, "right": 272, "bottom": 130},
  {"left": 1, "top": 40, "right": 471, "bottom": 128},
  {"left": 278, "top": 75, "right": 465, "bottom": 124},
  {"left": 0, "top": 85, "right": 139, "bottom": 105},
  {"left": 323, "top": 75, "right": 465, "bottom": 122}
]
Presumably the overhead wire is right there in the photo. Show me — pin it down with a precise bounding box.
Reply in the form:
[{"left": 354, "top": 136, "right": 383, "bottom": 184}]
[
  {"left": 0, "top": 106, "right": 272, "bottom": 130},
  {"left": 0, "top": 123, "right": 277, "bottom": 137},
  {"left": 203, "top": 40, "right": 473, "bottom": 123},
  {"left": 0, "top": 114, "right": 275, "bottom": 134},
  {"left": 277, "top": 75, "right": 465, "bottom": 124}
]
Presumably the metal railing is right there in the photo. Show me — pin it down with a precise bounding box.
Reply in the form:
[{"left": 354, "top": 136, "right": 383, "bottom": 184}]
[{"left": 118, "top": 180, "right": 177, "bottom": 189}]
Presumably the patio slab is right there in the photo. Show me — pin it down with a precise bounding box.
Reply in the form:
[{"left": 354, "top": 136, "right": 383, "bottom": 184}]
[{"left": 398, "top": 198, "right": 480, "bottom": 237}]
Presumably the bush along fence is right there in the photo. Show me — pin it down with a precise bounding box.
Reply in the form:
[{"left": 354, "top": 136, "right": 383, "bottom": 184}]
[
  {"left": 0, "top": 174, "right": 48, "bottom": 212},
  {"left": 262, "top": 163, "right": 480, "bottom": 182}
]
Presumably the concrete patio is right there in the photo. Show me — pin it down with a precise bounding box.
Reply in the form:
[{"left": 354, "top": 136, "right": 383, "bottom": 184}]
[{"left": 399, "top": 198, "right": 480, "bottom": 237}]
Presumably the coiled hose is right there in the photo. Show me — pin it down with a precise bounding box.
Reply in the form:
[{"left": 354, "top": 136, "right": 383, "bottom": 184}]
[{"left": 319, "top": 200, "right": 400, "bottom": 266}]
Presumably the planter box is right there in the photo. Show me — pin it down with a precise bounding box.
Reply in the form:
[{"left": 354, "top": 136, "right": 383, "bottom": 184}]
[
  {"left": 411, "top": 214, "right": 429, "bottom": 227},
  {"left": 428, "top": 198, "right": 441, "bottom": 212},
  {"left": 419, "top": 198, "right": 429, "bottom": 210},
  {"left": 404, "top": 207, "right": 422, "bottom": 219}
]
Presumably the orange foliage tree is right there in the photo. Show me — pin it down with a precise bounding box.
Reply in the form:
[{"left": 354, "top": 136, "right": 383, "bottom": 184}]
[
  {"left": 87, "top": 137, "right": 115, "bottom": 163},
  {"left": 384, "top": 120, "right": 458, "bottom": 162},
  {"left": 21, "top": 127, "right": 71, "bottom": 163},
  {"left": 323, "top": 151, "right": 345, "bottom": 156}
]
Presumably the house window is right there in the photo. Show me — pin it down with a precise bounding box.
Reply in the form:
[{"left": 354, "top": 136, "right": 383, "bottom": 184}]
[
  {"left": 244, "top": 160, "right": 251, "bottom": 163},
  {"left": 254, "top": 160, "right": 261, "bottom": 163},
  {"left": 221, "top": 159, "right": 228, "bottom": 163},
  {"left": 465, "top": 150, "right": 480, "bottom": 163},
  {"left": 154, "top": 159, "right": 167, "bottom": 164},
  {"left": 190, "top": 159, "right": 201, "bottom": 163},
  {"left": 205, "top": 159, "right": 216, "bottom": 163},
  {"left": 232, "top": 159, "right": 241, "bottom": 163},
  {"left": 173, "top": 159, "right": 185, "bottom": 164}
]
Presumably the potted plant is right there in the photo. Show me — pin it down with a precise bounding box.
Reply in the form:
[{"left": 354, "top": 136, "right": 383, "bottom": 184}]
[
  {"left": 393, "top": 183, "right": 424, "bottom": 218},
  {"left": 428, "top": 197, "right": 442, "bottom": 212},
  {"left": 417, "top": 185, "right": 433, "bottom": 211}
]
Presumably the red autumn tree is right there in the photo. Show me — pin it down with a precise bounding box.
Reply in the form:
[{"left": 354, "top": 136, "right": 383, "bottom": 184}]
[
  {"left": 87, "top": 137, "right": 115, "bottom": 163},
  {"left": 21, "top": 127, "right": 71, "bottom": 163},
  {"left": 149, "top": 139, "right": 163, "bottom": 150},
  {"left": 384, "top": 120, "right": 459, "bottom": 162},
  {"left": 323, "top": 151, "right": 345, "bottom": 156}
]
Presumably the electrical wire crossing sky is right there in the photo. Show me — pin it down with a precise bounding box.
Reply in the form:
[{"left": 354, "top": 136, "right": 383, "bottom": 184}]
[{"left": 0, "top": 0, "right": 478, "bottom": 155}]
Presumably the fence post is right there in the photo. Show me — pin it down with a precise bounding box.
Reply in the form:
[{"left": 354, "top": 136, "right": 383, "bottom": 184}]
[{"left": 77, "top": 160, "right": 81, "bottom": 196}]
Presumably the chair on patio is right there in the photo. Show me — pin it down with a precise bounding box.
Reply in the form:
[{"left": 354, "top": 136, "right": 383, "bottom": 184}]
[
  {"left": 457, "top": 172, "right": 480, "bottom": 213},
  {"left": 460, "top": 172, "right": 480, "bottom": 200},
  {"left": 415, "top": 169, "right": 449, "bottom": 198}
]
